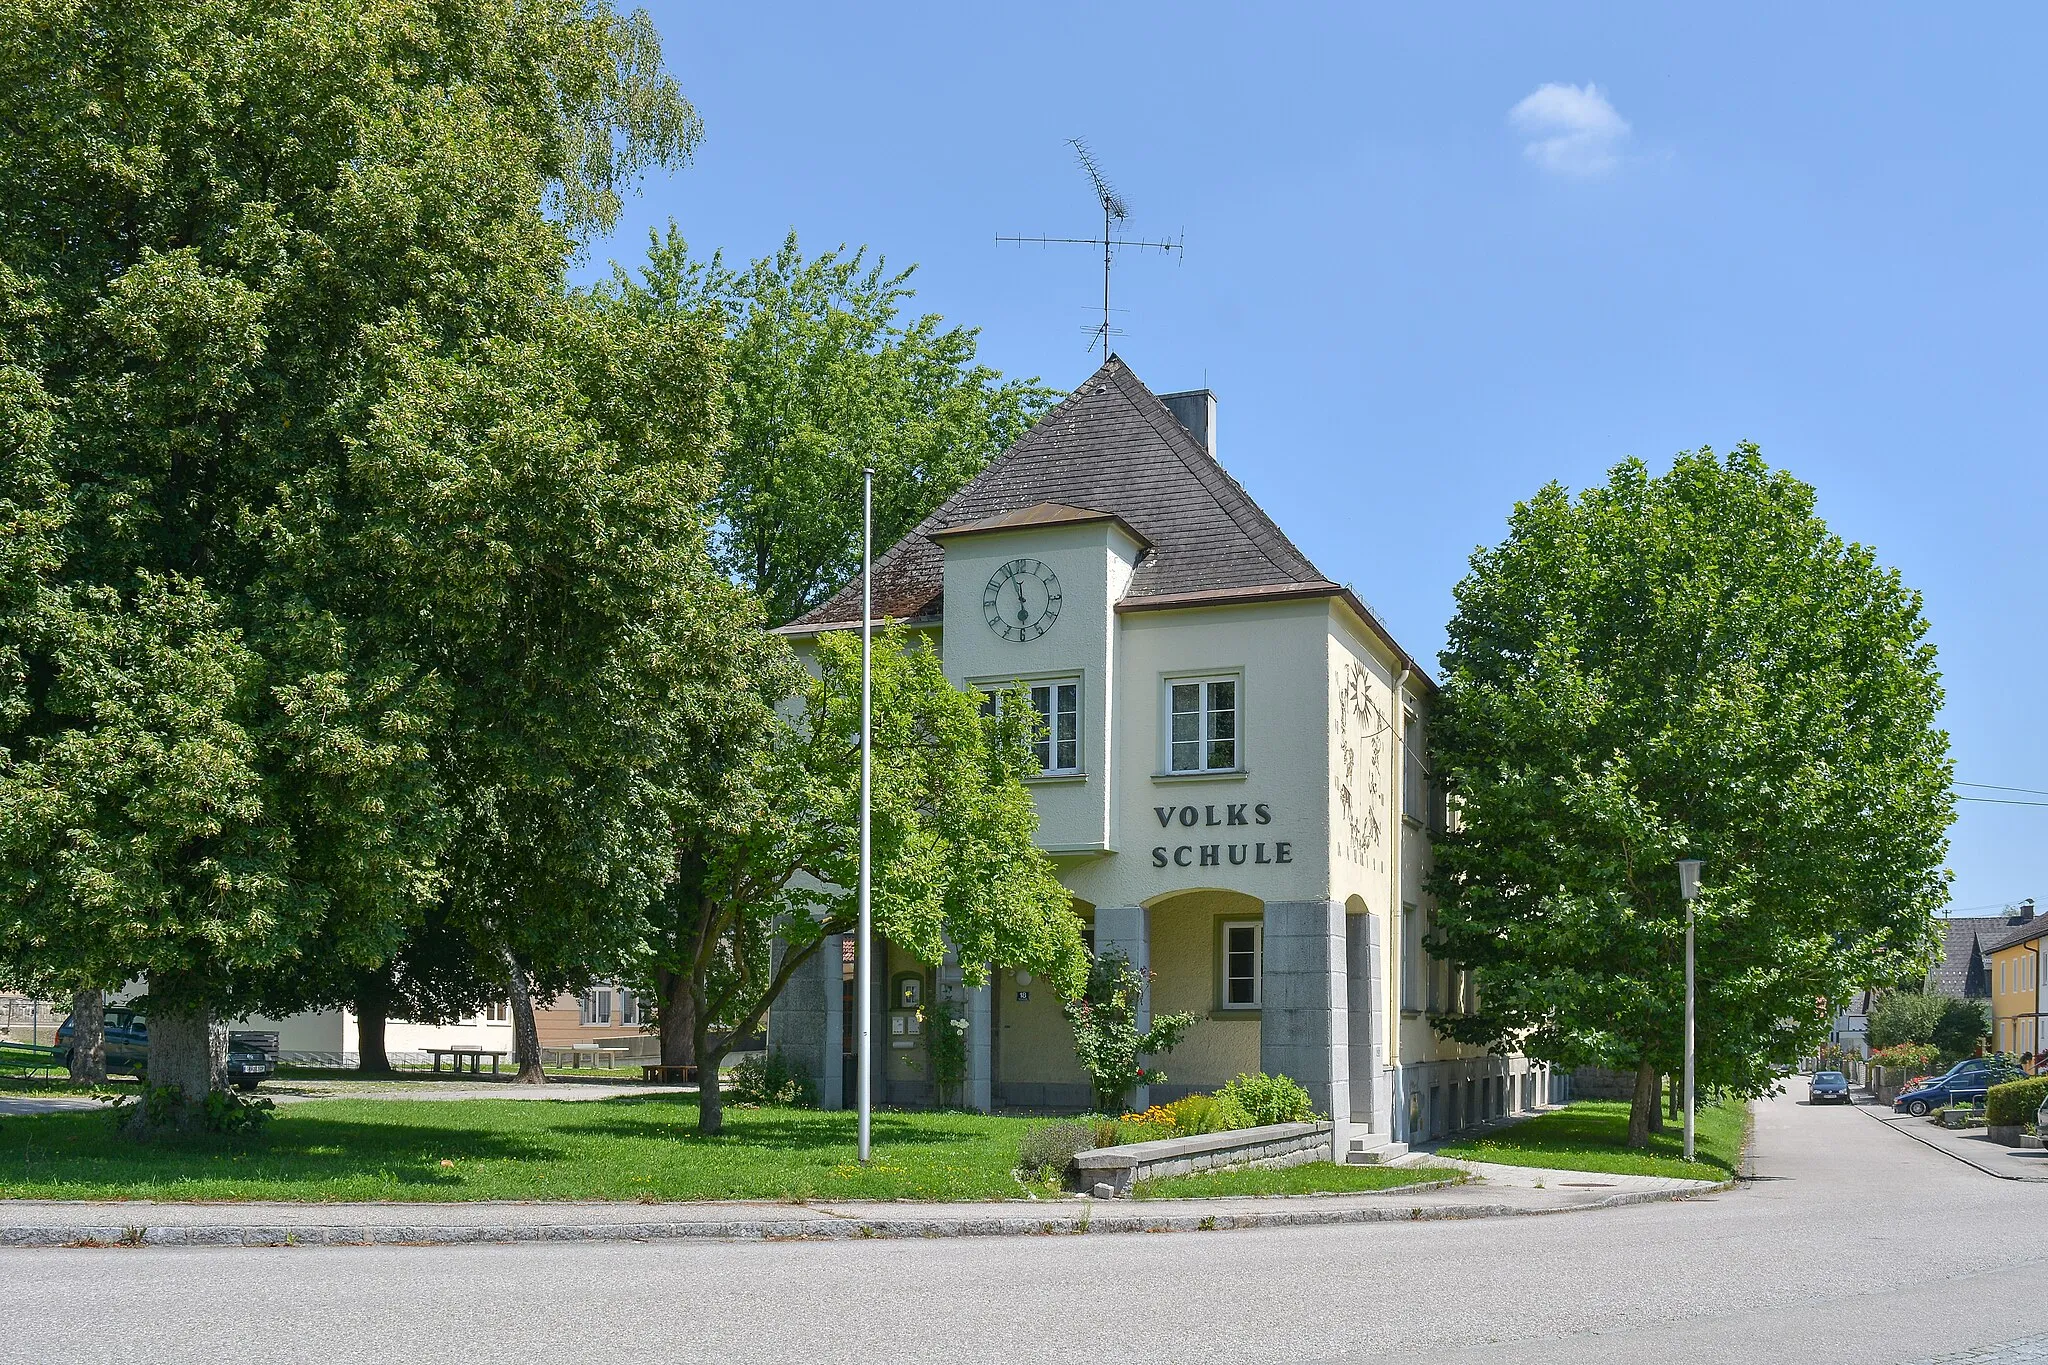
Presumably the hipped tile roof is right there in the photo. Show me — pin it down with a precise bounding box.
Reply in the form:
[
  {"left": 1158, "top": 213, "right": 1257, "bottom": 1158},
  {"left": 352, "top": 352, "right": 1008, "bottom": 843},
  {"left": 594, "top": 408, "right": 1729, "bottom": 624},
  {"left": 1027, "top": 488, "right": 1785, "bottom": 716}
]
[{"left": 782, "top": 356, "right": 1427, "bottom": 681}]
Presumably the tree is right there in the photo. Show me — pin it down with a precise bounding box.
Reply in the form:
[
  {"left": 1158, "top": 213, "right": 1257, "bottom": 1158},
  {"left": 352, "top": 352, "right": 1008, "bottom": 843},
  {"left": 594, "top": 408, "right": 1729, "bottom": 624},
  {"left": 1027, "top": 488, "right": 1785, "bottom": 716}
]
[
  {"left": 606, "top": 231, "right": 1059, "bottom": 625},
  {"left": 1429, "top": 446, "right": 1952, "bottom": 1146},
  {"left": 1866, "top": 990, "right": 1947, "bottom": 1053},
  {"left": 0, "top": 0, "right": 702, "bottom": 1119},
  {"left": 647, "top": 625, "right": 1087, "bottom": 1135}
]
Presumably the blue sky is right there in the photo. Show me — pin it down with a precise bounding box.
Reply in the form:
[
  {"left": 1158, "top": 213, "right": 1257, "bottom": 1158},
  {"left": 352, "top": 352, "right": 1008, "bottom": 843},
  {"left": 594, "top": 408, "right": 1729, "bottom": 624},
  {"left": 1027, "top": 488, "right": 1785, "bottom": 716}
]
[{"left": 600, "top": 4, "right": 2045, "bottom": 917}]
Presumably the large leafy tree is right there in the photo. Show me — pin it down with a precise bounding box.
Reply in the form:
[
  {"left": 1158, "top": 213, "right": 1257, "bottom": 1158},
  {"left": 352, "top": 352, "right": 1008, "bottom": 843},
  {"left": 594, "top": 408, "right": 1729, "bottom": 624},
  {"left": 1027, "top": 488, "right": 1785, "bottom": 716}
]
[
  {"left": 607, "top": 231, "right": 1059, "bottom": 625},
  {"left": 1429, "top": 446, "right": 1952, "bottom": 1145},
  {"left": 0, "top": 0, "right": 705, "bottom": 1111},
  {"left": 649, "top": 626, "right": 1087, "bottom": 1135}
]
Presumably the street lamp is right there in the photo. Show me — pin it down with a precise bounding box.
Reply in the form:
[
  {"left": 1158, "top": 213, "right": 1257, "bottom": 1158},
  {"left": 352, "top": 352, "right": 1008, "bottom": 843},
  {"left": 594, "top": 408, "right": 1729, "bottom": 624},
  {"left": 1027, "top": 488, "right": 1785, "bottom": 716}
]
[{"left": 1677, "top": 858, "right": 1704, "bottom": 1163}]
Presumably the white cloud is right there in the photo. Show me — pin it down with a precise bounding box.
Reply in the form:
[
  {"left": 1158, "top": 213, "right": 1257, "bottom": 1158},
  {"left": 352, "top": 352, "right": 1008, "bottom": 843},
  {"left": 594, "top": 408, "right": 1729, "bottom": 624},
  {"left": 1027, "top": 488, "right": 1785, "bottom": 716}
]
[{"left": 1508, "top": 82, "right": 1631, "bottom": 178}]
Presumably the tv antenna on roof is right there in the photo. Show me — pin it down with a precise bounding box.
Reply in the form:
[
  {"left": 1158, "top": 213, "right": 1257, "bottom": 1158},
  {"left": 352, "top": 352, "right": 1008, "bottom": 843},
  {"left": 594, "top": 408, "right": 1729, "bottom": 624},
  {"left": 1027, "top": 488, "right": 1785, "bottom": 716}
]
[{"left": 997, "top": 138, "right": 1183, "bottom": 355}]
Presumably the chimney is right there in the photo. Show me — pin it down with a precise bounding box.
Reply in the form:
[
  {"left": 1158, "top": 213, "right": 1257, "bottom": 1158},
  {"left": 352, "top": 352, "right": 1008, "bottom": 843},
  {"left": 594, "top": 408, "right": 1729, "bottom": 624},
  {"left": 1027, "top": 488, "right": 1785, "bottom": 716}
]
[
  {"left": 1160, "top": 389, "right": 1217, "bottom": 457},
  {"left": 2021, "top": 898, "right": 2037, "bottom": 924}
]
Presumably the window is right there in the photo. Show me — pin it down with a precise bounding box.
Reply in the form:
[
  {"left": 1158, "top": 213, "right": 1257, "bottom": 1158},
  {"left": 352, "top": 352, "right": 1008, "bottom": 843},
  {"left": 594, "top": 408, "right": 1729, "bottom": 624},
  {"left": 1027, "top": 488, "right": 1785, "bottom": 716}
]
[
  {"left": 580, "top": 987, "right": 612, "bottom": 1027},
  {"left": 1402, "top": 711, "right": 1427, "bottom": 824},
  {"left": 619, "top": 990, "right": 640, "bottom": 1027},
  {"left": 1401, "top": 905, "right": 1422, "bottom": 1013},
  {"left": 1169, "top": 676, "right": 1239, "bottom": 772},
  {"left": 1221, "top": 921, "right": 1262, "bottom": 1008},
  {"left": 483, "top": 1001, "right": 509, "bottom": 1023},
  {"left": 981, "top": 678, "right": 1082, "bottom": 775}
]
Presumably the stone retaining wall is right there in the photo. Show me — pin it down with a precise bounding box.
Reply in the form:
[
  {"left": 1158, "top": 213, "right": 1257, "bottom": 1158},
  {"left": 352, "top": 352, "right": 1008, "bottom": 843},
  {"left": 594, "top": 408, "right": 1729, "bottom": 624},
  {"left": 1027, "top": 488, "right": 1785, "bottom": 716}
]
[{"left": 1068, "top": 1121, "right": 1333, "bottom": 1197}]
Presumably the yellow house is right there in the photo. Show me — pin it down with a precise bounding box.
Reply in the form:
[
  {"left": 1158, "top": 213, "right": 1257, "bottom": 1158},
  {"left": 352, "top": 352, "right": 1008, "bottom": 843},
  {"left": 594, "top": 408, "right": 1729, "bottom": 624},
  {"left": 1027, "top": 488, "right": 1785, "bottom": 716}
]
[{"left": 1989, "top": 909, "right": 2045, "bottom": 1057}]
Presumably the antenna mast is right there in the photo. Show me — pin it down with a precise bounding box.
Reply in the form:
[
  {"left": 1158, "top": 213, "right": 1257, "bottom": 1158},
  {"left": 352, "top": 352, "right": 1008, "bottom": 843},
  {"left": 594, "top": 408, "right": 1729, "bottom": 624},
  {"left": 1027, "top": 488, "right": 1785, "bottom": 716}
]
[{"left": 998, "top": 138, "right": 1183, "bottom": 355}]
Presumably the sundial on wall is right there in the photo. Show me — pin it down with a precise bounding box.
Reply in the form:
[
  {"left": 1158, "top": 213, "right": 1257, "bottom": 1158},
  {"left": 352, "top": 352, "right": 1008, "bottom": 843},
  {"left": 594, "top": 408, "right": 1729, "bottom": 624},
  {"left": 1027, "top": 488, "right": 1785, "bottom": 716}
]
[{"left": 983, "top": 558, "right": 1062, "bottom": 642}]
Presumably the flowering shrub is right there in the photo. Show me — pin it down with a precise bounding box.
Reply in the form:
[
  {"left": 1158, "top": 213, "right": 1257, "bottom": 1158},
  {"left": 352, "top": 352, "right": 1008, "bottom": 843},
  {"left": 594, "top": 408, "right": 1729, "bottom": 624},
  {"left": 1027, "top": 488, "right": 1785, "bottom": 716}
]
[
  {"left": 1016, "top": 1121, "right": 1097, "bottom": 1183},
  {"left": 1063, "top": 948, "right": 1197, "bottom": 1113},
  {"left": 1869, "top": 1042, "right": 1941, "bottom": 1074},
  {"left": 727, "top": 1051, "right": 819, "bottom": 1107},
  {"left": 1216, "top": 1071, "right": 1317, "bottom": 1126},
  {"left": 918, "top": 996, "right": 971, "bottom": 1108}
]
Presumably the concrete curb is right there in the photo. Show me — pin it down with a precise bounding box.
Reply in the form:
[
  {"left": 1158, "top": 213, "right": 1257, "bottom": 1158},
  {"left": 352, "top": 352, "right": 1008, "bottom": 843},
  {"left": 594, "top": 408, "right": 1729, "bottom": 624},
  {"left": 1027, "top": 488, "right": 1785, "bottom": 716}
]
[
  {"left": 0, "top": 1179, "right": 1732, "bottom": 1249},
  {"left": 1853, "top": 1098, "right": 2035, "bottom": 1182}
]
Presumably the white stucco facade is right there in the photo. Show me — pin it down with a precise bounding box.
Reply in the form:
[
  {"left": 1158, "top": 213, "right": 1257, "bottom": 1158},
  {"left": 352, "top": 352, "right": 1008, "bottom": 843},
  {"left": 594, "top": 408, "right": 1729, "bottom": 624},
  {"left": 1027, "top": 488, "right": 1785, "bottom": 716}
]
[{"left": 768, "top": 358, "right": 1543, "bottom": 1154}]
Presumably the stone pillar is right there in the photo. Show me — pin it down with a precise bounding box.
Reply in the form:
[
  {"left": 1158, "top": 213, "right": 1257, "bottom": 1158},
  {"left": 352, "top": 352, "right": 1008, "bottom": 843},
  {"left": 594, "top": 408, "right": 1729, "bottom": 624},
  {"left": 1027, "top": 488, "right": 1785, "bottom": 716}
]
[
  {"left": 1261, "top": 899, "right": 1350, "bottom": 1160},
  {"left": 767, "top": 934, "right": 843, "bottom": 1109},
  {"left": 1345, "top": 910, "right": 1388, "bottom": 1138},
  {"left": 965, "top": 980, "right": 993, "bottom": 1113},
  {"left": 1094, "top": 906, "right": 1151, "bottom": 1111}
]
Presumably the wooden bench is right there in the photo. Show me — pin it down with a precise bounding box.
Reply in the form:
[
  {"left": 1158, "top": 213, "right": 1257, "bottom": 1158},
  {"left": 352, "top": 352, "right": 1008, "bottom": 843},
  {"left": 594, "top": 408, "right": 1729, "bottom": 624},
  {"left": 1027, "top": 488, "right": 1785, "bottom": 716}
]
[
  {"left": 424, "top": 1046, "right": 505, "bottom": 1076},
  {"left": 641, "top": 1063, "right": 698, "bottom": 1083}
]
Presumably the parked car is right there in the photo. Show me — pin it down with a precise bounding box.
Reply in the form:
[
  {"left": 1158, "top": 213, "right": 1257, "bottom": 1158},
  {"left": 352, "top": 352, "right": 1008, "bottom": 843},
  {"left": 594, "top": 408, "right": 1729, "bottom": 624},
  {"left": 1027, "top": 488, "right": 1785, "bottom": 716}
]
[
  {"left": 1810, "top": 1071, "right": 1853, "bottom": 1104},
  {"left": 1893, "top": 1057, "right": 2022, "bottom": 1118},
  {"left": 53, "top": 1007, "right": 276, "bottom": 1091}
]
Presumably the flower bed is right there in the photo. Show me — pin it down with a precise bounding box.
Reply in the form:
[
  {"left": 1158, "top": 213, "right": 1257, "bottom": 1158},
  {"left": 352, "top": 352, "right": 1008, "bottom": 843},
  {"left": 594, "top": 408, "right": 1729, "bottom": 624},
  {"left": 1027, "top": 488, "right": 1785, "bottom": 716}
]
[{"left": 1068, "top": 1120, "right": 1335, "bottom": 1197}]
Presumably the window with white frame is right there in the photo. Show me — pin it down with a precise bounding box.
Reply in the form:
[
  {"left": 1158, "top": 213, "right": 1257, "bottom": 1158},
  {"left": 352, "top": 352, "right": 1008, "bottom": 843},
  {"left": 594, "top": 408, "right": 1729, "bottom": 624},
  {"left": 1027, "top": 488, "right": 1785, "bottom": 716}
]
[
  {"left": 619, "top": 990, "right": 640, "bottom": 1027},
  {"left": 1221, "top": 920, "right": 1262, "bottom": 1008},
  {"left": 1402, "top": 905, "right": 1422, "bottom": 1013},
  {"left": 483, "top": 1001, "right": 509, "bottom": 1023},
  {"left": 580, "top": 987, "right": 612, "bottom": 1027},
  {"left": 1168, "top": 676, "right": 1239, "bottom": 772},
  {"left": 981, "top": 678, "right": 1082, "bottom": 775}
]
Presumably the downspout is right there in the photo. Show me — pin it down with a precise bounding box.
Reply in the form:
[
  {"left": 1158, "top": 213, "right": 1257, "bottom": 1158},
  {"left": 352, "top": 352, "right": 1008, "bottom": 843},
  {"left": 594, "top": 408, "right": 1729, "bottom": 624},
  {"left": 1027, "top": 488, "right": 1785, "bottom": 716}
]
[{"left": 1388, "top": 665, "right": 1411, "bottom": 1120}]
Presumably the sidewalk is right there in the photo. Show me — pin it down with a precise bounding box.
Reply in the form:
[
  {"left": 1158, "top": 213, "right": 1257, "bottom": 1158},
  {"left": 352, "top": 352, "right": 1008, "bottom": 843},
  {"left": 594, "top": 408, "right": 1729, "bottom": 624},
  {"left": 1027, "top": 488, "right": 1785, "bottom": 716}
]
[
  {"left": 0, "top": 1160, "right": 1724, "bottom": 1248},
  {"left": 1855, "top": 1096, "right": 2048, "bottom": 1182}
]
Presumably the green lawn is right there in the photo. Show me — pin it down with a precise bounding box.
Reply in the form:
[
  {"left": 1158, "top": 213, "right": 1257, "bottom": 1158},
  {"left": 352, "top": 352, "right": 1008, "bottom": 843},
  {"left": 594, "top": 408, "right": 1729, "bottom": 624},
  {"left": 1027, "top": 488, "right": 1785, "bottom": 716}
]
[
  {"left": 1132, "top": 1161, "right": 1460, "bottom": 1200},
  {"left": 1437, "top": 1096, "right": 1748, "bottom": 1181},
  {"left": 0, "top": 1095, "right": 1058, "bottom": 1202}
]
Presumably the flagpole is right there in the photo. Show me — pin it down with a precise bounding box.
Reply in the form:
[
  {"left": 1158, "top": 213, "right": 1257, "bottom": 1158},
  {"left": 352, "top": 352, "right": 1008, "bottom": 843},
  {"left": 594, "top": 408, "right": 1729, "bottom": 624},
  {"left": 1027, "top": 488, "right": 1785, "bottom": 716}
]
[{"left": 857, "top": 466, "right": 874, "bottom": 1164}]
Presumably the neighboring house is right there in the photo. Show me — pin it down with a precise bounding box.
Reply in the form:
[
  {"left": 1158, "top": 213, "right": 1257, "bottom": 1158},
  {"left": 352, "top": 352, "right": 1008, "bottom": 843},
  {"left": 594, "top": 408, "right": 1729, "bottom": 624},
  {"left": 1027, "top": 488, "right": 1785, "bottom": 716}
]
[
  {"left": 238, "top": 982, "right": 654, "bottom": 1067},
  {"left": 1927, "top": 913, "right": 2023, "bottom": 1002},
  {"left": 1830, "top": 991, "right": 1872, "bottom": 1057},
  {"left": 766, "top": 356, "right": 1548, "bottom": 1156},
  {"left": 1988, "top": 902, "right": 2044, "bottom": 1056}
]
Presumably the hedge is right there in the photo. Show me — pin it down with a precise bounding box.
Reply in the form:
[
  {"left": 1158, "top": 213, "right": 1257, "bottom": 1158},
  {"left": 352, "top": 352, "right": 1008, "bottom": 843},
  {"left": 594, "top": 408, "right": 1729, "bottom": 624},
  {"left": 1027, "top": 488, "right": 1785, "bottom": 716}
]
[{"left": 1987, "top": 1076, "right": 2048, "bottom": 1127}]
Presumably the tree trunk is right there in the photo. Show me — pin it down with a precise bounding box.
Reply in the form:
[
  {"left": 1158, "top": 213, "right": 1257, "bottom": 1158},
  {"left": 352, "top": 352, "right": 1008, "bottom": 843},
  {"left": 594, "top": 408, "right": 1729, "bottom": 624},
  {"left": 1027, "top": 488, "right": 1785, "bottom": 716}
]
[
  {"left": 506, "top": 955, "right": 545, "bottom": 1084},
  {"left": 354, "top": 968, "right": 395, "bottom": 1073},
  {"left": 148, "top": 1003, "right": 225, "bottom": 1104},
  {"left": 1649, "top": 1071, "right": 1667, "bottom": 1132},
  {"left": 695, "top": 1011, "right": 726, "bottom": 1135},
  {"left": 1625, "top": 1057, "right": 1658, "bottom": 1148},
  {"left": 355, "top": 1000, "right": 392, "bottom": 1074},
  {"left": 67, "top": 988, "right": 106, "bottom": 1084},
  {"left": 656, "top": 966, "right": 697, "bottom": 1068}
]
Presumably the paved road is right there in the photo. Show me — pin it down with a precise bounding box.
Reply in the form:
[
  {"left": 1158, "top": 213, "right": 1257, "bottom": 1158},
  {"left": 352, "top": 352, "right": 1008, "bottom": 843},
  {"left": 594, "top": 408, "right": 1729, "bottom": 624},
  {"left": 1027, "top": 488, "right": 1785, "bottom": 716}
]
[{"left": 4, "top": 1076, "right": 2045, "bottom": 1365}]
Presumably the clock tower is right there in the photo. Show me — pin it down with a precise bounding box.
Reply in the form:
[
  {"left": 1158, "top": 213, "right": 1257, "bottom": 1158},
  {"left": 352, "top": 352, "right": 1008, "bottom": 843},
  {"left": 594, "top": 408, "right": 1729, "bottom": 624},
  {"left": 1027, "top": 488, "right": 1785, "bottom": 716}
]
[{"left": 930, "top": 502, "right": 1149, "bottom": 856}]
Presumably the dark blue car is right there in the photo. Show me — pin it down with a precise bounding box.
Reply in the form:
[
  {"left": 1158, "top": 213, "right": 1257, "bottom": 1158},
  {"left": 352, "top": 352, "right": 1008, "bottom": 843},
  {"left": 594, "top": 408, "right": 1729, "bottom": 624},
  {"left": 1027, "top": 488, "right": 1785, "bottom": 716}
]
[
  {"left": 1892, "top": 1058, "right": 2022, "bottom": 1117},
  {"left": 54, "top": 1006, "right": 275, "bottom": 1091},
  {"left": 1809, "top": 1071, "right": 1852, "bottom": 1104}
]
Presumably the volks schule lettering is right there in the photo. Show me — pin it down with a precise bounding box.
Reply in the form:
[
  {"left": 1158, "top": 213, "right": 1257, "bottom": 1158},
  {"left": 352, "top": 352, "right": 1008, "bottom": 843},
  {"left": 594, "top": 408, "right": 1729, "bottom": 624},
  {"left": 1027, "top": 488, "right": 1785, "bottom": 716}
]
[{"left": 770, "top": 355, "right": 1541, "bottom": 1156}]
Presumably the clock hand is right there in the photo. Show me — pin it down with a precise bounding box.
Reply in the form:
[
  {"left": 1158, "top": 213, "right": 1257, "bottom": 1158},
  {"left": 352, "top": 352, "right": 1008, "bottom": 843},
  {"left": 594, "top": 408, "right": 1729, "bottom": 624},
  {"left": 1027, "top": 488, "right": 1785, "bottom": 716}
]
[{"left": 1015, "top": 579, "right": 1029, "bottom": 625}]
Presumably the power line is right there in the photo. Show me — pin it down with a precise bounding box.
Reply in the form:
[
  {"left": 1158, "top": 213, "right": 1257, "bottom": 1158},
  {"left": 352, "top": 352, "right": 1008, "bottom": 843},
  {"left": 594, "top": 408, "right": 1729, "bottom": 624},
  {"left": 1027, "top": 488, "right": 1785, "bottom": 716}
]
[
  {"left": 1956, "top": 795, "right": 2048, "bottom": 808},
  {"left": 1956, "top": 781, "right": 2048, "bottom": 798}
]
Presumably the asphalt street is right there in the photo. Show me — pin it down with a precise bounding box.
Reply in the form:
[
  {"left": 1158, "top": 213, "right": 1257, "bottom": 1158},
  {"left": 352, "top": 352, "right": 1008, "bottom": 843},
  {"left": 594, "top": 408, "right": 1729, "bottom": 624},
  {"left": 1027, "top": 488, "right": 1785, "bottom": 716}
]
[{"left": 5, "top": 1077, "right": 2044, "bottom": 1365}]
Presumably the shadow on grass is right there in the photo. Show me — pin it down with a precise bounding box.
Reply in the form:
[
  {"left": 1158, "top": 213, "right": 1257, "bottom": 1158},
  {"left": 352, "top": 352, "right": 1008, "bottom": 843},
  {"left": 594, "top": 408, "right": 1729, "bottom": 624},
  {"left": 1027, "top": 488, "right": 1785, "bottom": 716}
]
[
  {"left": 0, "top": 1108, "right": 576, "bottom": 1189},
  {"left": 1444, "top": 1099, "right": 1742, "bottom": 1177}
]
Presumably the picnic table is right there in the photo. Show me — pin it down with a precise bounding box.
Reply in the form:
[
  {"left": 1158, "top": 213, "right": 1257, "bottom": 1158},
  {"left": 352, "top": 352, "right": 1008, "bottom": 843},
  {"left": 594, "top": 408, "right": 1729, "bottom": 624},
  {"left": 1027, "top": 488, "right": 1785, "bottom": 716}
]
[
  {"left": 641, "top": 1063, "right": 698, "bottom": 1083},
  {"left": 424, "top": 1046, "right": 505, "bottom": 1075}
]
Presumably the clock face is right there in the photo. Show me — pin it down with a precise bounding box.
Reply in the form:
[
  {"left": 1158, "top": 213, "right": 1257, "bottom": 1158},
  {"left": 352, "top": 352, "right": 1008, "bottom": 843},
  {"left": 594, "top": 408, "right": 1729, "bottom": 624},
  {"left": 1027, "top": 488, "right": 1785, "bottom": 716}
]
[{"left": 983, "top": 558, "right": 1062, "bottom": 642}]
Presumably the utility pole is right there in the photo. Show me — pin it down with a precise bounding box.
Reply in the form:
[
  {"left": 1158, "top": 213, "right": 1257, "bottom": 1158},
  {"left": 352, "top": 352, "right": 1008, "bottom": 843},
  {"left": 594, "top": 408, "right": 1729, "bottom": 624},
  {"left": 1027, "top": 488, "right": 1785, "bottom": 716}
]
[
  {"left": 1678, "top": 859, "right": 1704, "bottom": 1162},
  {"left": 856, "top": 467, "right": 874, "bottom": 1164}
]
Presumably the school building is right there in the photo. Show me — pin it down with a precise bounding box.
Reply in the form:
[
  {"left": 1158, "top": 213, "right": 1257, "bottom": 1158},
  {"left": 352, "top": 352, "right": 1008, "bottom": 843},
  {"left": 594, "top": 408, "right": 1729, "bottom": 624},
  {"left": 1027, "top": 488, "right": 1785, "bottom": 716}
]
[{"left": 767, "top": 357, "right": 1548, "bottom": 1159}]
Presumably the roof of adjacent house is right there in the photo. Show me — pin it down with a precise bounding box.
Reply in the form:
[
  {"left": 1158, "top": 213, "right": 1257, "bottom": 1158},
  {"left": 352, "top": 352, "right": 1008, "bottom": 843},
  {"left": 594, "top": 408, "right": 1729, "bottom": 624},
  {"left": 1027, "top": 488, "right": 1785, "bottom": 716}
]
[
  {"left": 1986, "top": 915, "right": 2048, "bottom": 955},
  {"left": 780, "top": 355, "right": 1429, "bottom": 682},
  {"left": 1929, "top": 913, "right": 2037, "bottom": 998}
]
